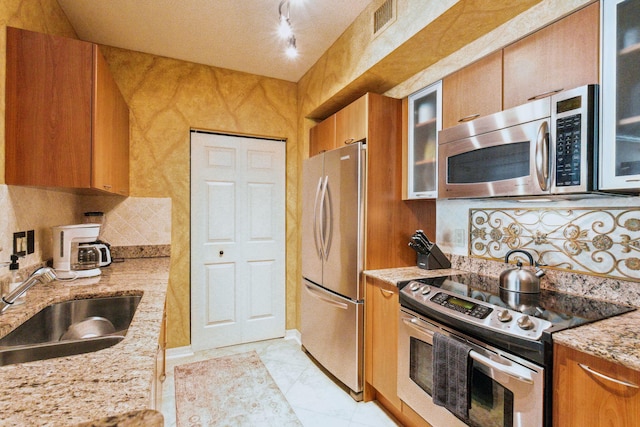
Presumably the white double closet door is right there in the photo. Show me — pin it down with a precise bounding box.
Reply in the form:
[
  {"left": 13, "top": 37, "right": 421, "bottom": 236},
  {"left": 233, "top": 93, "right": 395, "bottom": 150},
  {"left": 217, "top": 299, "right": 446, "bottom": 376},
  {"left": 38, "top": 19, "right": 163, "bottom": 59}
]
[{"left": 190, "top": 131, "right": 286, "bottom": 351}]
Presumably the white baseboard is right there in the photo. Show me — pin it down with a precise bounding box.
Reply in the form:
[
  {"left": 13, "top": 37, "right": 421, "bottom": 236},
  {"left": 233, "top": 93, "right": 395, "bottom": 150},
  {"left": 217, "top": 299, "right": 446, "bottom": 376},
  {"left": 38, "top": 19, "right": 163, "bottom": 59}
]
[
  {"left": 284, "top": 329, "right": 301, "bottom": 345},
  {"left": 169, "top": 330, "right": 300, "bottom": 358},
  {"left": 166, "top": 345, "right": 194, "bottom": 360}
]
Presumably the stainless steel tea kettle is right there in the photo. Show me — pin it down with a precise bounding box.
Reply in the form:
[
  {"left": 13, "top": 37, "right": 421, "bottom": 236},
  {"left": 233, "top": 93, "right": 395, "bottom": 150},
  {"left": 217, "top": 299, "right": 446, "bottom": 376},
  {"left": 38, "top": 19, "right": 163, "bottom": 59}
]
[{"left": 499, "top": 249, "right": 546, "bottom": 293}]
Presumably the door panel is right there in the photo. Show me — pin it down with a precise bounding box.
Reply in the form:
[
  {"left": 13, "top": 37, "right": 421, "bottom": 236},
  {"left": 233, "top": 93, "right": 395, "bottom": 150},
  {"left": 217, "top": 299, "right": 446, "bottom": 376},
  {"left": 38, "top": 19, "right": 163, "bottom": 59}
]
[
  {"left": 191, "top": 131, "right": 285, "bottom": 351},
  {"left": 207, "top": 182, "right": 235, "bottom": 241},
  {"left": 206, "top": 263, "right": 236, "bottom": 325}
]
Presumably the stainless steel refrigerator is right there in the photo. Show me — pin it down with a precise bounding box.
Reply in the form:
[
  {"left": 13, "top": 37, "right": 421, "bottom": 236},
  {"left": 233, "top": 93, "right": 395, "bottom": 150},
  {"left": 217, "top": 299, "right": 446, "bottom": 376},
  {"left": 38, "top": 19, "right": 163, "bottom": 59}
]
[{"left": 301, "top": 142, "right": 365, "bottom": 400}]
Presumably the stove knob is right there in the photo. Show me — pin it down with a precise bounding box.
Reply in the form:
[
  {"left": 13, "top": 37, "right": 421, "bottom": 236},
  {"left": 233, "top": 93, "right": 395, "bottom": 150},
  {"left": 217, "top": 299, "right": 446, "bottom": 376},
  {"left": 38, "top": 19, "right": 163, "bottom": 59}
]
[
  {"left": 421, "top": 286, "right": 431, "bottom": 296},
  {"left": 410, "top": 282, "right": 421, "bottom": 291},
  {"left": 517, "top": 315, "right": 535, "bottom": 330},
  {"left": 497, "top": 310, "right": 512, "bottom": 323}
]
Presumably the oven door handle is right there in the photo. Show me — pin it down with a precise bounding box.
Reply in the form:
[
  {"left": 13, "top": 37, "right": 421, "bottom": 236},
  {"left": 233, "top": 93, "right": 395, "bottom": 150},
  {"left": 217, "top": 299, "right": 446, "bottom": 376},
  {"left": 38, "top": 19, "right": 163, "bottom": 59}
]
[
  {"left": 402, "top": 317, "right": 436, "bottom": 336},
  {"left": 470, "top": 350, "right": 534, "bottom": 385}
]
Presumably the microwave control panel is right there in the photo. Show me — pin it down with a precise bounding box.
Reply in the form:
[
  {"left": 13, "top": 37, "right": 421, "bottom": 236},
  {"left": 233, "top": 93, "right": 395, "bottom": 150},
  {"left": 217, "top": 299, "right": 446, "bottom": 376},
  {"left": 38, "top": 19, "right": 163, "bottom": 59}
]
[{"left": 555, "top": 114, "right": 582, "bottom": 187}]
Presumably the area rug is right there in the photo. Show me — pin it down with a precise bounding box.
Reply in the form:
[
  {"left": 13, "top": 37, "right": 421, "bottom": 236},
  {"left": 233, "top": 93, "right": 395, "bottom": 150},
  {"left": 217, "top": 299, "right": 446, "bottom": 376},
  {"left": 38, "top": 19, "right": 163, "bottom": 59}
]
[{"left": 174, "top": 351, "right": 302, "bottom": 426}]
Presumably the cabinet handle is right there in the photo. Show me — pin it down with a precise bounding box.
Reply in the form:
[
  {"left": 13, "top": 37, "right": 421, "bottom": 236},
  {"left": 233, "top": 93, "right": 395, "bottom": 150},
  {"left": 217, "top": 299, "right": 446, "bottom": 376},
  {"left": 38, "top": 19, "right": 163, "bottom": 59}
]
[
  {"left": 527, "top": 88, "right": 563, "bottom": 101},
  {"left": 103, "top": 184, "right": 112, "bottom": 190},
  {"left": 458, "top": 114, "right": 480, "bottom": 123},
  {"left": 379, "top": 288, "right": 395, "bottom": 297},
  {"left": 578, "top": 363, "right": 639, "bottom": 389},
  {"left": 343, "top": 138, "right": 356, "bottom": 145}
]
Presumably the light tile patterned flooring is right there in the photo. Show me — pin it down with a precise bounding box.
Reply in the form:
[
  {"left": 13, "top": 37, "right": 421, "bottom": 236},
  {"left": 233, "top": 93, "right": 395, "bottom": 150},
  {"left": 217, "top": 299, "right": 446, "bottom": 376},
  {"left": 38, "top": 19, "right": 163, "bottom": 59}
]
[{"left": 161, "top": 338, "right": 401, "bottom": 426}]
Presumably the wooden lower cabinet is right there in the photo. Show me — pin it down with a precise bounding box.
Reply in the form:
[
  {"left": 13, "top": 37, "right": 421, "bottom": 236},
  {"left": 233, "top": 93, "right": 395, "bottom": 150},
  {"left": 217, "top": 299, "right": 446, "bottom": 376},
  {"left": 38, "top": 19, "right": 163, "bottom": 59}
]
[
  {"left": 365, "top": 277, "right": 401, "bottom": 407},
  {"left": 553, "top": 343, "right": 640, "bottom": 427},
  {"left": 365, "top": 277, "right": 429, "bottom": 427}
]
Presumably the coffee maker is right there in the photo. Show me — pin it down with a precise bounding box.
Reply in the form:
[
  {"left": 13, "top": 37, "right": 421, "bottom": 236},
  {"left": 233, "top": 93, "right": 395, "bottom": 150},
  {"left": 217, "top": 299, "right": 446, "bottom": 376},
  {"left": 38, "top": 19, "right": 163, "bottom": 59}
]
[{"left": 52, "top": 224, "right": 102, "bottom": 279}]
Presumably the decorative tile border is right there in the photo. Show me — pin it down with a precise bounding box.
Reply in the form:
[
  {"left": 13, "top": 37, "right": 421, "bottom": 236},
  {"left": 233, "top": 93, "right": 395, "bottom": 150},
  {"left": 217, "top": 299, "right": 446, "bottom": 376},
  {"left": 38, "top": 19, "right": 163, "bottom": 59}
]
[{"left": 469, "top": 207, "right": 640, "bottom": 282}]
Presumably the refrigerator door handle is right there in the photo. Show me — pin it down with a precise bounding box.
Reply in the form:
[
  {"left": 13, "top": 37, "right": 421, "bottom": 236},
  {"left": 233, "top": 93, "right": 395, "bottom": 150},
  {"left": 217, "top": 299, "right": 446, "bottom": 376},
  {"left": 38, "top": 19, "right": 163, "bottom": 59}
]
[
  {"left": 312, "top": 176, "right": 324, "bottom": 259},
  {"left": 322, "top": 176, "right": 333, "bottom": 260},
  {"left": 304, "top": 282, "right": 348, "bottom": 310},
  {"left": 319, "top": 175, "right": 330, "bottom": 260}
]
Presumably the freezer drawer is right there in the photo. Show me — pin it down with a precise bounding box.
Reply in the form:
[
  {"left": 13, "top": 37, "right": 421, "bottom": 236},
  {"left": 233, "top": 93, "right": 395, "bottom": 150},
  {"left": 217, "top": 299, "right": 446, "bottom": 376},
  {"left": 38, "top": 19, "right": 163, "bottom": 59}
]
[{"left": 301, "top": 279, "right": 363, "bottom": 396}]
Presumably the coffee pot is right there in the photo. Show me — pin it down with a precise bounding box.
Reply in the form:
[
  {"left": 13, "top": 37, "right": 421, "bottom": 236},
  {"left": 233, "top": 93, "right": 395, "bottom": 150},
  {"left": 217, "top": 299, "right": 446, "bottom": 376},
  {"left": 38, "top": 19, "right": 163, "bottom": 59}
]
[
  {"left": 499, "top": 249, "right": 546, "bottom": 293},
  {"left": 52, "top": 224, "right": 102, "bottom": 279}
]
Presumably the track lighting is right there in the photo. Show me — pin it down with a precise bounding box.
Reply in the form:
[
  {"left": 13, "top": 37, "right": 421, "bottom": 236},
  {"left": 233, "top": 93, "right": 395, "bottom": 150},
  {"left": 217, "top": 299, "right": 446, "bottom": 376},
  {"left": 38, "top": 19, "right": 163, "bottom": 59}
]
[
  {"left": 285, "top": 35, "right": 298, "bottom": 58},
  {"left": 278, "top": 0, "right": 298, "bottom": 58}
]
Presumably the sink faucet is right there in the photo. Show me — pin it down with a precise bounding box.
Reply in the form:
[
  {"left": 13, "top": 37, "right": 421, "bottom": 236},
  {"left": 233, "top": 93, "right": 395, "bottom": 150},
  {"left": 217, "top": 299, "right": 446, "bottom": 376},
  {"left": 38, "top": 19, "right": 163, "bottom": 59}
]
[{"left": 0, "top": 267, "right": 57, "bottom": 313}]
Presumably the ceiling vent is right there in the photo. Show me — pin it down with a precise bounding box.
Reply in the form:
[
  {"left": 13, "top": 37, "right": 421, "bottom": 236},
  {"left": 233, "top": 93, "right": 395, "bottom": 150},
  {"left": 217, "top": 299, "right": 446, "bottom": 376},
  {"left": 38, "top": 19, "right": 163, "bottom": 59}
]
[{"left": 373, "top": 0, "right": 396, "bottom": 36}]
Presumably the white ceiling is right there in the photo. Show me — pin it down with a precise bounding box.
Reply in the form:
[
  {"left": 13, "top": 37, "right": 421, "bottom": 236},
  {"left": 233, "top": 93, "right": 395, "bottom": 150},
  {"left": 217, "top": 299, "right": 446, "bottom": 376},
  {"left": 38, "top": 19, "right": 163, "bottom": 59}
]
[{"left": 57, "top": 0, "right": 372, "bottom": 82}]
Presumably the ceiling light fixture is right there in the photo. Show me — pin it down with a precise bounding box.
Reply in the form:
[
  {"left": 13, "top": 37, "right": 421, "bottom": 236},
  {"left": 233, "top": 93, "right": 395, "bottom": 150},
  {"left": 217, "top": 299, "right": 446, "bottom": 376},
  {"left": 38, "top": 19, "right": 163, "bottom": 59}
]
[{"left": 278, "top": 0, "right": 298, "bottom": 58}]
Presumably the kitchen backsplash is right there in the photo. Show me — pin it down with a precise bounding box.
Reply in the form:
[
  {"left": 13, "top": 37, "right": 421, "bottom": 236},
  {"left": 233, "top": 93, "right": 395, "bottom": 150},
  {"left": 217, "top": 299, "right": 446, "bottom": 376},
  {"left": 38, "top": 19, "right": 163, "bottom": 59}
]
[
  {"left": 469, "top": 206, "right": 640, "bottom": 282},
  {"left": 79, "top": 195, "right": 171, "bottom": 247},
  {"left": 0, "top": 184, "right": 171, "bottom": 272},
  {"left": 450, "top": 254, "right": 640, "bottom": 308}
]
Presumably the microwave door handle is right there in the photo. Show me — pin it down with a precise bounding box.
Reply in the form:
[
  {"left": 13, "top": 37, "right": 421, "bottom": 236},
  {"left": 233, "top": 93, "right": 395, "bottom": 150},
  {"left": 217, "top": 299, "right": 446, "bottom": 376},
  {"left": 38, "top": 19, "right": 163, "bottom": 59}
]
[
  {"left": 535, "top": 121, "right": 550, "bottom": 191},
  {"left": 469, "top": 350, "right": 534, "bottom": 384},
  {"left": 313, "top": 177, "right": 324, "bottom": 259}
]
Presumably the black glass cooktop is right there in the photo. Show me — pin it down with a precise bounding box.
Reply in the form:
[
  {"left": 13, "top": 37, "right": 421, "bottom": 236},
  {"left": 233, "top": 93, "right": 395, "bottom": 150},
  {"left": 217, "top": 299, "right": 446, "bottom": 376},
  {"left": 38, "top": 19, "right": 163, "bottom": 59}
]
[{"left": 400, "top": 273, "right": 635, "bottom": 334}]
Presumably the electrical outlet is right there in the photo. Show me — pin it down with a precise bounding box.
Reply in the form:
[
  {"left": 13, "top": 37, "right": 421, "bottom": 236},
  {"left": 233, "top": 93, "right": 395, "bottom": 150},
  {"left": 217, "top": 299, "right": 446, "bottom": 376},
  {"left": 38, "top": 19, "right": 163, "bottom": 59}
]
[
  {"left": 454, "top": 229, "right": 466, "bottom": 247},
  {"left": 13, "top": 231, "right": 27, "bottom": 256}
]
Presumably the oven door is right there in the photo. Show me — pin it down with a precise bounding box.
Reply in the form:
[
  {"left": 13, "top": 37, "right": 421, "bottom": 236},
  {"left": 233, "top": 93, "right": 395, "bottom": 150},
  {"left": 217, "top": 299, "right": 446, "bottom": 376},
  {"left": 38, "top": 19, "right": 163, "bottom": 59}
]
[
  {"left": 398, "top": 308, "right": 544, "bottom": 427},
  {"left": 438, "top": 117, "right": 551, "bottom": 199}
]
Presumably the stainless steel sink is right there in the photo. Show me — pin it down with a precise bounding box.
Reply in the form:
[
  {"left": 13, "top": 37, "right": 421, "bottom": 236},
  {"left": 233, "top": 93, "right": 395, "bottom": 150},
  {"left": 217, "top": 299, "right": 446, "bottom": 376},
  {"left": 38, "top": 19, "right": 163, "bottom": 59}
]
[{"left": 0, "top": 295, "right": 141, "bottom": 366}]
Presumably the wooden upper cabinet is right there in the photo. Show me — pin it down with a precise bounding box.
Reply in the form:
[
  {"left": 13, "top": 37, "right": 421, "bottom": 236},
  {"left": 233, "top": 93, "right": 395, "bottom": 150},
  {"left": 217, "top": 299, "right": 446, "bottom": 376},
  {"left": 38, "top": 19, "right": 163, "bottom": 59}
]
[
  {"left": 5, "top": 27, "right": 129, "bottom": 196},
  {"left": 553, "top": 343, "right": 640, "bottom": 427},
  {"left": 335, "top": 94, "right": 368, "bottom": 146},
  {"left": 503, "top": 2, "right": 599, "bottom": 109},
  {"left": 442, "top": 50, "right": 503, "bottom": 129},
  {"left": 309, "top": 115, "right": 336, "bottom": 157},
  {"left": 93, "top": 48, "right": 130, "bottom": 196},
  {"left": 308, "top": 93, "right": 368, "bottom": 157}
]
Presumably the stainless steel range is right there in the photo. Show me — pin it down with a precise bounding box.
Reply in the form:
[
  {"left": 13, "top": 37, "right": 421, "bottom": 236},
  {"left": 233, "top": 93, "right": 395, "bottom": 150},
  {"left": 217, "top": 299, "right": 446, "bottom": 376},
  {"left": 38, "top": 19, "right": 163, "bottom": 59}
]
[{"left": 397, "top": 273, "right": 634, "bottom": 427}]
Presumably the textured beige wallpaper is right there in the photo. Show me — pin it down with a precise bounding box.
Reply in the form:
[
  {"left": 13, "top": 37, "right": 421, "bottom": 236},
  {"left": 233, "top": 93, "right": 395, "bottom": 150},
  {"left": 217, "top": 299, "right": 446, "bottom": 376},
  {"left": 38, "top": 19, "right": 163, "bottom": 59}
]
[{"left": 100, "top": 47, "right": 298, "bottom": 347}]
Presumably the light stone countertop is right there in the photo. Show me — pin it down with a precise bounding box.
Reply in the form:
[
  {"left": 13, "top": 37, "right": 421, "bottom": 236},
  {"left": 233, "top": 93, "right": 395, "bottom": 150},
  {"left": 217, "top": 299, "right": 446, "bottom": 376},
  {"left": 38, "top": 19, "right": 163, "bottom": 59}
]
[
  {"left": 364, "top": 267, "right": 640, "bottom": 373},
  {"left": 0, "top": 257, "right": 170, "bottom": 427},
  {"left": 363, "top": 266, "right": 466, "bottom": 287}
]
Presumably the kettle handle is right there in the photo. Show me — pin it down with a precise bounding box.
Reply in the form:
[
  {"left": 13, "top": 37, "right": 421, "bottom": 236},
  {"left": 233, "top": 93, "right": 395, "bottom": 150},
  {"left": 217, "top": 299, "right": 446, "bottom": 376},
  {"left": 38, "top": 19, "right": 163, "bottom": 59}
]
[{"left": 504, "top": 249, "right": 534, "bottom": 266}]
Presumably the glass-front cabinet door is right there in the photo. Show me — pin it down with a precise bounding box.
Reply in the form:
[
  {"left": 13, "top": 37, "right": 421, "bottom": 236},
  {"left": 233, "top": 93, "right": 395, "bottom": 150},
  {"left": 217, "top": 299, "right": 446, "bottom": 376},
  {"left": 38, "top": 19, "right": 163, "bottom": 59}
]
[
  {"left": 601, "top": 0, "right": 640, "bottom": 190},
  {"left": 404, "top": 81, "right": 442, "bottom": 199}
]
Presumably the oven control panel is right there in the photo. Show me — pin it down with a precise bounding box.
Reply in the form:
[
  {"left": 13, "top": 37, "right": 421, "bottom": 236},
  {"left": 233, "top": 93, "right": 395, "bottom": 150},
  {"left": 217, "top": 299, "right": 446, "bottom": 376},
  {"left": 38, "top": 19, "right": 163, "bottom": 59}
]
[
  {"left": 401, "top": 280, "right": 552, "bottom": 341},
  {"left": 430, "top": 292, "right": 493, "bottom": 319}
]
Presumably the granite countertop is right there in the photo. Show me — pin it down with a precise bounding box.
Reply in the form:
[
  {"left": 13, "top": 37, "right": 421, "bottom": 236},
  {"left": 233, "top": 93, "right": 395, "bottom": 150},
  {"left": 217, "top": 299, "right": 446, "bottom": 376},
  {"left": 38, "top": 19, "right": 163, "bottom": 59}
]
[
  {"left": 364, "top": 266, "right": 640, "bottom": 373},
  {"left": 552, "top": 310, "right": 640, "bottom": 371},
  {"left": 0, "top": 257, "right": 170, "bottom": 426},
  {"left": 363, "top": 266, "right": 466, "bottom": 287}
]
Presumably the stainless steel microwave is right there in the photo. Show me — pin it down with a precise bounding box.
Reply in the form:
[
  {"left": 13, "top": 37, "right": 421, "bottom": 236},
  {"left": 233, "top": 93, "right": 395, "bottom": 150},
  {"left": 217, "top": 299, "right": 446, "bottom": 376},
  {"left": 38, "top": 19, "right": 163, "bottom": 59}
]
[{"left": 438, "top": 85, "right": 598, "bottom": 199}]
